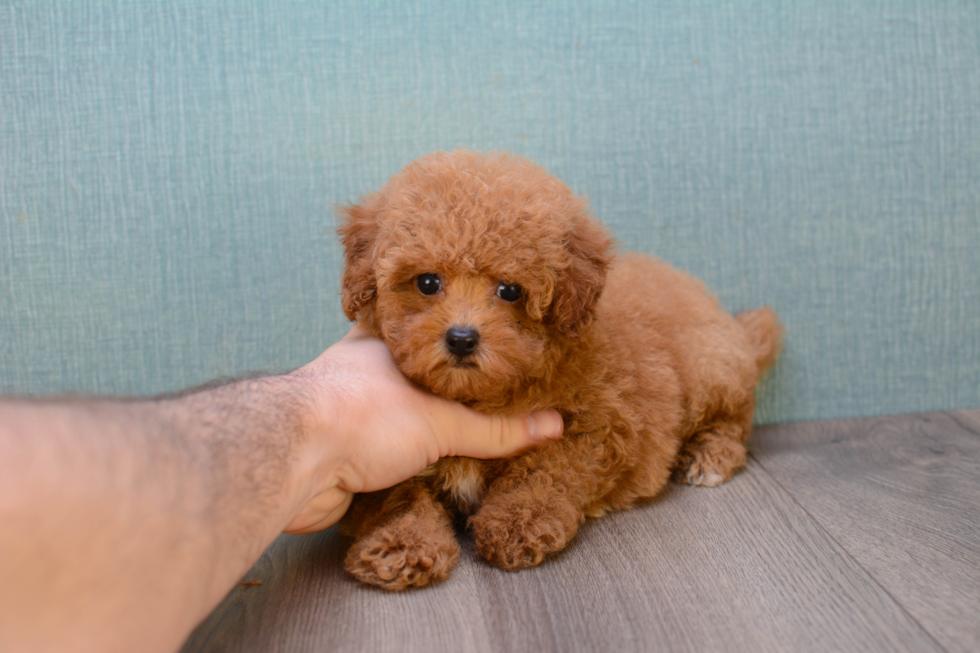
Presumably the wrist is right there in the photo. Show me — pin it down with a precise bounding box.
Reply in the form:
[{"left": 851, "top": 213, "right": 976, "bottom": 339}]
[{"left": 279, "top": 367, "right": 347, "bottom": 526}]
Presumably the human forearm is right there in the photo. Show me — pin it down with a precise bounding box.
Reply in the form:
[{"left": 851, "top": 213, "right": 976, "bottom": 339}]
[{"left": 0, "top": 375, "right": 323, "bottom": 653}]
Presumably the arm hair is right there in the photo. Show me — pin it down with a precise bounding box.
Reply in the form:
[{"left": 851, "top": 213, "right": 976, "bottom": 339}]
[{"left": 0, "top": 373, "right": 322, "bottom": 653}]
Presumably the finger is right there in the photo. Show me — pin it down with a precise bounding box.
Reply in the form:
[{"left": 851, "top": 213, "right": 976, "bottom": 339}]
[
  {"left": 526, "top": 409, "right": 565, "bottom": 442},
  {"left": 343, "top": 323, "right": 369, "bottom": 339},
  {"left": 449, "top": 408, "right": 563, "bottom": 459},
  {"left": 343, "top": 322, "right": 375, "bottom": 343}
]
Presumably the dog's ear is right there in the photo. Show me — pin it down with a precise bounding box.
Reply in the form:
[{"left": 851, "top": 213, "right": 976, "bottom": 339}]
[
  {"left": 551, "top": 216, "right": 615, "bottom": 338},
  {"left": 338, "top": 195, "right": 382, "bottom": 321}
]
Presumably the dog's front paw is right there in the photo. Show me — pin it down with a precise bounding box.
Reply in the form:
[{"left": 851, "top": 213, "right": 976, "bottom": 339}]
[
  {"left": 469, "top": 493, "right": 581, "bottom": 570},
  {"left": 345, "top": 516, "right": 459, "bottom": 591}
]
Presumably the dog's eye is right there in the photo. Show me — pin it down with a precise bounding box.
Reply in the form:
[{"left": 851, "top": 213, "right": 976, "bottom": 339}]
[
  {"left": 416, "top": 273, "right": 442, "bottom": 296},
  {"left": 496, "top": 282, "right": 522, "bottom": 302}
]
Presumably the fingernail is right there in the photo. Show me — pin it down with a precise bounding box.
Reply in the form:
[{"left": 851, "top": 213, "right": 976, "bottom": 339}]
[{"left": 528, "top": 410, "right": 563, "bottom": 441}]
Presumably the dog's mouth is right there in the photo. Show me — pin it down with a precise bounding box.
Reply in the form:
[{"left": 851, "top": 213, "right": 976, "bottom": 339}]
[
  {"left": 387, "top": 323, "right": 539, "bottom": 402},
  {"left": 412, "top": 355, "right": 493, "bottom": 403}
]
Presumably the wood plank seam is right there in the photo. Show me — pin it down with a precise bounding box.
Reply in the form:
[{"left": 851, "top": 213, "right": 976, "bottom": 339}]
[{"left": 746, "top": 450, "right": 951, "bottom": 653}]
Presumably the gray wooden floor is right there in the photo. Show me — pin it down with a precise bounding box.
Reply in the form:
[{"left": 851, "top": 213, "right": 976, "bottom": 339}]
[{"left": 182, "top": 409, "right": 980, "bottom": 653}]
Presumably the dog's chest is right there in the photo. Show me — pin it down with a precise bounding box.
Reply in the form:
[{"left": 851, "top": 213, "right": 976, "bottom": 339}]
[{"left": 422, "top": 457, "right": 488, "bottom": 515}]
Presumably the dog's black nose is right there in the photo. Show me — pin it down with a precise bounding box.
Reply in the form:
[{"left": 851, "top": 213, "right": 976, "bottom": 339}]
[{"left": 445, "top": 326, "right": 480, "bottom": 358}]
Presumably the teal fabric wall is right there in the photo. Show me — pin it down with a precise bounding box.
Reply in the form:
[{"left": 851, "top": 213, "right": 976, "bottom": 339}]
[{"left": 1, "top": 1, "right": 978, "bottom": 423}]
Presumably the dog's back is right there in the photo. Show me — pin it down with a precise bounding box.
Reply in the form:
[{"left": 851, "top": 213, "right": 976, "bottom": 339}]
[{"left": 598, "top": 253, "right": 782, "bottom": 488}]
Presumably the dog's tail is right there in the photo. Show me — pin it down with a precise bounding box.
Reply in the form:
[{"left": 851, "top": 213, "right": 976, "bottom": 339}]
[{"left": 736, "top": 306, "right": 783, "bottom": 379}]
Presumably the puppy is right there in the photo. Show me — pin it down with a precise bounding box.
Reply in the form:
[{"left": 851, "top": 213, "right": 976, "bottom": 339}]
[{"left": 338, "top": 150, "right": 782, "bottom": 590}]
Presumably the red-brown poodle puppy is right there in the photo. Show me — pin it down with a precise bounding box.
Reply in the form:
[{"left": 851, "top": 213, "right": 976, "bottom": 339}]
[{"left": 338, "top": 150, "right": 782, "bottom": 590}]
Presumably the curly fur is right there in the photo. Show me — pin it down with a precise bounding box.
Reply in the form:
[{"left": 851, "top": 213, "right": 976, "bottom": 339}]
[{"left": 338, "top": 150, "right": 783, "bottom": 590}]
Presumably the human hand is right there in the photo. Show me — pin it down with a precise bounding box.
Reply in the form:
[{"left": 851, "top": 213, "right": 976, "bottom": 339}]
[{"left": 283, "top": 325, "right": 563, "bottom": 534}]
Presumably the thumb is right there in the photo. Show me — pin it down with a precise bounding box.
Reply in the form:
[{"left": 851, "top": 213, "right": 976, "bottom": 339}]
[{"left": 448, "top": 408, "right": 564, "bottom": 459}]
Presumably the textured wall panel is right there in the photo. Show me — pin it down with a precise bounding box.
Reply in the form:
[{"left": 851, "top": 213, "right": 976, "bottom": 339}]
[{"left": 1, "top": 1, "right": 978, "bottom": 422}]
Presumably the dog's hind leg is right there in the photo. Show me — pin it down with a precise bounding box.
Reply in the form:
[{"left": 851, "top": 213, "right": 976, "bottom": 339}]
[
  {"left": 343, "top": 481, "right": 459, "bottom": 590},
  {"left": 672, "top": 420, "right": 750, "bottom": 487},
  {"left": 673, "top": 307, "right": 782, "bottom": 487}
]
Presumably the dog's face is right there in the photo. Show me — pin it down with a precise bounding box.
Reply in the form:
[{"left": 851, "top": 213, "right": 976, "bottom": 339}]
[{"left": 339, "top": 151, "right": 613, "bottom": 404}]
